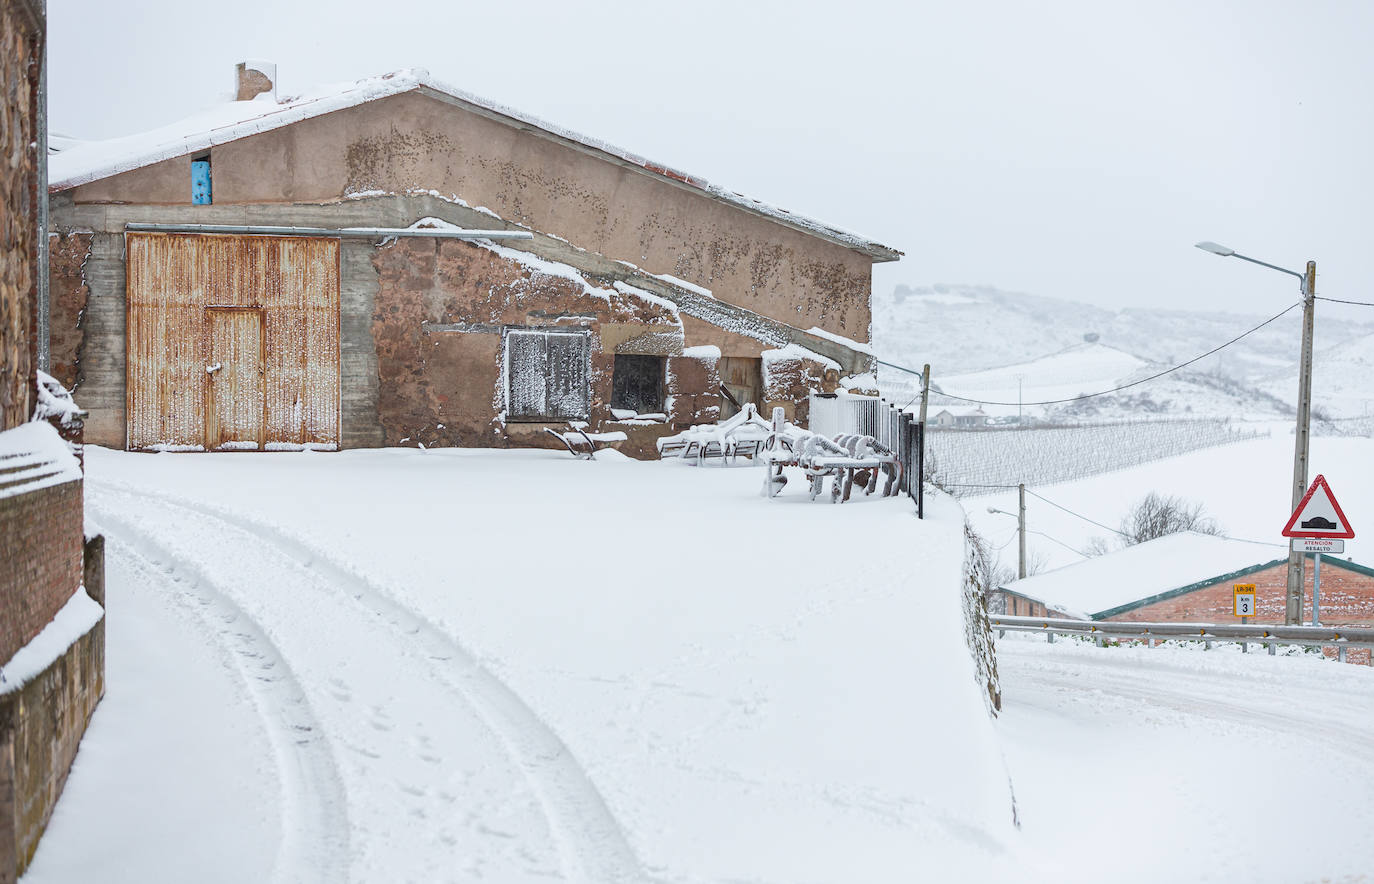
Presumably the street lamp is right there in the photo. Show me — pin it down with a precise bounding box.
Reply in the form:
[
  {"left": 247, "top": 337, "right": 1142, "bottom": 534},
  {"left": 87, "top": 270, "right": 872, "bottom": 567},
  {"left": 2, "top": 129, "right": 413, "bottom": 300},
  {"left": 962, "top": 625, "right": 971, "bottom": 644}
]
[
  {"left": 987, "top": 482, "right": 1027, "bottom": 579},
  {"left": 1195, "top": 240, "right": 1316, "bottom": 625}
]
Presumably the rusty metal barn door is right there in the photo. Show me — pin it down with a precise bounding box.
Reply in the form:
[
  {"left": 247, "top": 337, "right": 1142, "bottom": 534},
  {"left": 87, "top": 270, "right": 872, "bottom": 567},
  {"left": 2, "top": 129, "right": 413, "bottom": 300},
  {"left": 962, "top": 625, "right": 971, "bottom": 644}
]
[
  {"left": 205, "top": 308, "right": 265, "bottom": 449},
  {"left": 126, "top": 233, "right": 340, "bottom": 451}
]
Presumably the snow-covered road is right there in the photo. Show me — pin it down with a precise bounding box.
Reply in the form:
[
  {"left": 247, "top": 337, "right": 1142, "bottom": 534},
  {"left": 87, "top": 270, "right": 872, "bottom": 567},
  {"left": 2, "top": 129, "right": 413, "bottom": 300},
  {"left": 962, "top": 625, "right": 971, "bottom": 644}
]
[
  {"left": 998, "top": 634, "right": 1374, "bottom": 884},
  {"left": 85, "top": 482, "right": 641, "bottom": 882},
  {"left": 24, "top": 448, "right": 1012, "bottom": 883}
]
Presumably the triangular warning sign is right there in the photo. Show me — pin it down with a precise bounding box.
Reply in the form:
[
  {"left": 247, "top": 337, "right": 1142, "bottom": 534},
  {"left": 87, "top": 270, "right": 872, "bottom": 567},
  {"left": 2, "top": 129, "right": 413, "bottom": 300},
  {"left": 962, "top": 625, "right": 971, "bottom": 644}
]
[{"left": 1282, "top": 474, "right": 1355, "bottom": 539}]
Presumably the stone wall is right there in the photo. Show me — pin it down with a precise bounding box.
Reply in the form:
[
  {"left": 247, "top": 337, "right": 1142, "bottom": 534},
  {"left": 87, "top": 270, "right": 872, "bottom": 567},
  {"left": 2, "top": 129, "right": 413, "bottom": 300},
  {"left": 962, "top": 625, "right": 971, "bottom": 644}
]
[
  {"left": 370, "top": 237, "right": 682, "bottom": 450},
  {"left": 0, "top": 596, "right": 104, "bottom": 883},
  {"left": 0, "top": 0, "right": 40, "bottom": 433},
  {"left": 45, "top": 233, "right": 92, "bottom": 392},
  {"left": 762, "top": 351, "right": 841, "bottom": 426}
]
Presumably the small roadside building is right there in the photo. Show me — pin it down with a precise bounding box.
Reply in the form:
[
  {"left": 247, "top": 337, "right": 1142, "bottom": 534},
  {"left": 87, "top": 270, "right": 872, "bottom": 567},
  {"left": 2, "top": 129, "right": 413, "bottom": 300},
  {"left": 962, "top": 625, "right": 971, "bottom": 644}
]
[
  {"left": 993, "top": 531, "right": 1374, "bottom": 627},
  {"left": 46, "top": 64, "right": 900, "bottom": 457},
  {"left": 932, "top": 408, "right": 987, "bottom": 428}
]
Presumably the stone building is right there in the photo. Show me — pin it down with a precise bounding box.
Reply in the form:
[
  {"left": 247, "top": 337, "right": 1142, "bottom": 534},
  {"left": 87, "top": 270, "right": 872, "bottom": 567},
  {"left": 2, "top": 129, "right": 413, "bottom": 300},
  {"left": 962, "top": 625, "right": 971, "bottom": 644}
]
[
  {"left": 0, "top": 1, "right": 105, "bottom": 879},
  {"left": 46, "top": 64, "right": 900, "bottom": 457}
]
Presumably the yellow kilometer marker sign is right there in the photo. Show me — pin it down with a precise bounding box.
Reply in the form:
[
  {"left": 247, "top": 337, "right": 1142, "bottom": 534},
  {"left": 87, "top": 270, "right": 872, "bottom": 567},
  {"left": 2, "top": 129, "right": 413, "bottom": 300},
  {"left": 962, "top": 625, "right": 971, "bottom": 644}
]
[{"left": 1233, "top": 584, "right": 1257, "bottom": 618}]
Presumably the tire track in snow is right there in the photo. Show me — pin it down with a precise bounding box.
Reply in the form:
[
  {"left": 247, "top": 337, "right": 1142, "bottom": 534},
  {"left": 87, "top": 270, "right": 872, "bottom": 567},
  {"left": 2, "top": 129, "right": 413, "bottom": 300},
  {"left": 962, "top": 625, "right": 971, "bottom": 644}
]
[
  {"left": 87, "top": 504, "right": 351, "bottom": 884},
  {"left": 91, "top": 480, "right": 647, "bottom": 884}
]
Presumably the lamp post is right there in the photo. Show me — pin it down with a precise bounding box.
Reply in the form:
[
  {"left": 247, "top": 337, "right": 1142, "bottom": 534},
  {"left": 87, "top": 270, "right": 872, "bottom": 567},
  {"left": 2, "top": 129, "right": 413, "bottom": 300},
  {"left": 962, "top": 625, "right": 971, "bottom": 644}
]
[
  {"left": 988, "top": 483, "right": 1028, "bottom": 579},
  {"left": 1195, "top": 241, "right": 1316, "bottom": 625}
]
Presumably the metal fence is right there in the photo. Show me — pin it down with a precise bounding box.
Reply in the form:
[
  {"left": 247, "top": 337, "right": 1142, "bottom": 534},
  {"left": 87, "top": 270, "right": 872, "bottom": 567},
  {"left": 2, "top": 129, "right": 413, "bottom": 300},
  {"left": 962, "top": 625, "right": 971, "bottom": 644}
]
[
  {"left": 991, "top": 614, "right": 1374, "bottom": 663},
  {"left": 927, "top": 417, "right": 1264, "bottom": 496},
  {"left": 808, "top": 393, "right": 924, "bottom": 516}
]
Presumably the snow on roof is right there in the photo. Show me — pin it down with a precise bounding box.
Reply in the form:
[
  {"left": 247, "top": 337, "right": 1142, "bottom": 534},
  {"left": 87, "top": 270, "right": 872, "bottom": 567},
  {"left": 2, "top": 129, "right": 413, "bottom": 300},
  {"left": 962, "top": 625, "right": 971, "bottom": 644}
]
[
  {"left": 806, "top": 326, "right": 873, "bottom": 355},
  {"left": 761, "top": 343, "right": 841, "bottom": 372},
  {"left": 49, "top": 68, "right": 901, "bottom": 263},
  {"left": 1001, "top": 531, "right": 1288, "bottom": 619}
]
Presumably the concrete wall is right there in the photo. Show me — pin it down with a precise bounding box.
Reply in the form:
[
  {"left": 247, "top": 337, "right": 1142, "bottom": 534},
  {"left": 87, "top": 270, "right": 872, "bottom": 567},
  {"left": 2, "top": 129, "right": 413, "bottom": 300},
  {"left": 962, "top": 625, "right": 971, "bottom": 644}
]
[{"left": 67, "top": 91, "right": 876, "bottom": 343}]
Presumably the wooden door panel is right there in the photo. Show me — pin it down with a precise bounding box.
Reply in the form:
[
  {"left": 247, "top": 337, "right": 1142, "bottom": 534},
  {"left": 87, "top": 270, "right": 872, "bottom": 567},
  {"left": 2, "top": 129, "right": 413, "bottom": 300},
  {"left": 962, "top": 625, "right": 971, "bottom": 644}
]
[
  {"left": 718, "top": 356, "right": 763, "bottom": 420},
  {"left": 206, "top": 308, "right": 264, "bottom": 450}
]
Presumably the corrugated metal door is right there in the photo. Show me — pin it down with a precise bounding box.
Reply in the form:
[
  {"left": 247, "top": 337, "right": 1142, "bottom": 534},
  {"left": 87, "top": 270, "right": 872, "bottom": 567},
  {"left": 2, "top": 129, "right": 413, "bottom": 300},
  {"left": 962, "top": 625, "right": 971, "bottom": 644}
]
[
  {"left": 206, "top": 308, "right": 264, "bottom": 449},
  {"left": 126, "top": 233, "right": 340, "bottom": 450}
]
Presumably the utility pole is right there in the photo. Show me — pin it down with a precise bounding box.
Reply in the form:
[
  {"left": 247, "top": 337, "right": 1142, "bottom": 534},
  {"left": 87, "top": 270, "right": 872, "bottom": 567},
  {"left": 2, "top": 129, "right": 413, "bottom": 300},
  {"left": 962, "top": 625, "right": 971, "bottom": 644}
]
[
  {"left": 1285, "top": 261, "right": 1317, "bottom": 625},
  {"left": 918, "top": 364, "right": 931, "bottom": 426},
  {"left": 1018, "top": 483, "right": 1027, "bottom": 579},
  {"left": 1196, "top": 242, "right": 1317, "bottom": 627}
]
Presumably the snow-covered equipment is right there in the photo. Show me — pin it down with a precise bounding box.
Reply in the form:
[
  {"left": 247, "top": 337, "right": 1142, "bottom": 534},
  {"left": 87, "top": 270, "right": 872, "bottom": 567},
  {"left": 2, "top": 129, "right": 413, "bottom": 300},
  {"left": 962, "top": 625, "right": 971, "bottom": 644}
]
[
  {"left": 763, "top": 431, "right": 902, "bottom": 503},
  {"left": 542, "top": 426, "right": 626, "bottom": 460},
  {"left": 655, "top": 403, "right": 790, "bottom": 465}
]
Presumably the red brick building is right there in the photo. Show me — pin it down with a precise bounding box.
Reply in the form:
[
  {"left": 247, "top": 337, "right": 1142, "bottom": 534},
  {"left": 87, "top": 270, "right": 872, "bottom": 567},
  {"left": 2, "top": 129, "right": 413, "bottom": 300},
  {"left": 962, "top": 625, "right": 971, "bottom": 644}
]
[{"left": 994, "top": 531, "right": 1374, "bottom": 633}]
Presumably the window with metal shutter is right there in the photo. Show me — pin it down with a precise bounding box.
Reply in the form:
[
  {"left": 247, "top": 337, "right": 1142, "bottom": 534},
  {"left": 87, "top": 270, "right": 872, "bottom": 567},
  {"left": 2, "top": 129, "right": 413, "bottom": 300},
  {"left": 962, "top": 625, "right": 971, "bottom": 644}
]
[{"left": 505, "top": 328, "right": 590, "bottom": 420}]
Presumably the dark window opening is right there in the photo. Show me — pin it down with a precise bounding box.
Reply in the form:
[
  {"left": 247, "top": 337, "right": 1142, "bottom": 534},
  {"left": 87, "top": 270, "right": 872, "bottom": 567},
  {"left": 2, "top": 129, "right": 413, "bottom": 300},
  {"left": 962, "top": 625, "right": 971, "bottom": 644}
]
[
  {"left": 506, "top": 328, "right": 591, "bottom": 420},
  {"left": 192, "top": 152, "right": 212, "bottom": 205},
  {"left": 611, "top": 354, "right": 664, "bottom": 415}
]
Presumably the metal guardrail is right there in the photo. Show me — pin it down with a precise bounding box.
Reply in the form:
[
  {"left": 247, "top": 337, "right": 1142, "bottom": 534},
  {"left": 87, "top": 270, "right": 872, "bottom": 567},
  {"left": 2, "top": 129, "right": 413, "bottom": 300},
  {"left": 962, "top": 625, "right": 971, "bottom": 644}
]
[{"left": 991, "top": 614, "right": 1374, "bottom": 663}]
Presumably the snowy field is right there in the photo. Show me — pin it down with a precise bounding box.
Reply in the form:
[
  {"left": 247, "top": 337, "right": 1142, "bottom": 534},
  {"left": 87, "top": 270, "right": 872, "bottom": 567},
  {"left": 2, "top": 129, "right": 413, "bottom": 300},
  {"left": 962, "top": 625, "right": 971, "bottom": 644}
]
[
  {"left": 24, "top": 447, "right": 1012, "bottom": 884},
  {"left": 966, "top": 431, "right": 1374, "bottom": 573}
]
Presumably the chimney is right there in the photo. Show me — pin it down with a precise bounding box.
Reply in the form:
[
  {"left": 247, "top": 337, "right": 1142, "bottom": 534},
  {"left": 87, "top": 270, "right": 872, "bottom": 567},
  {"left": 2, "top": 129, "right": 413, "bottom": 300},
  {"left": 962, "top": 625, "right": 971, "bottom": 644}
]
[{"left": 235, "top": 60, "right": 277, "bottom": 102}]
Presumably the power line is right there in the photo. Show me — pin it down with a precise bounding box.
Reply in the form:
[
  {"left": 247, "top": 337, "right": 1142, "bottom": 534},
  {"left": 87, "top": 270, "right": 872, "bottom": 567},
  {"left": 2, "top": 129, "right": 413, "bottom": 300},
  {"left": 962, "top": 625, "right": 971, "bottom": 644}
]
[
  {"left": 1024, "top": 489, "right": 1129, "bottom": 538},
  {"left": 1026, "top": 529, "right": 1091, "bottom": 558},
  {"left": 1316, "top": 296, "right": 1374, "bottom": 307},
  {"left": 875, "top": 301, "right": 1301, "bottom": 407}
]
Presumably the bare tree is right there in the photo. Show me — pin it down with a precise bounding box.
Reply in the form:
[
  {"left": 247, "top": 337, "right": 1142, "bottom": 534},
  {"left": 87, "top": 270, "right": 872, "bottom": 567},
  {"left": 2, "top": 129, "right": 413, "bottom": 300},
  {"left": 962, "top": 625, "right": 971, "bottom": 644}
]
[
  {"left": 1082, "top": 535, "right": 1116, "bottom": 557},
  {"left": 1119, "top": 492, "right": 1222, "bottom": 545}
]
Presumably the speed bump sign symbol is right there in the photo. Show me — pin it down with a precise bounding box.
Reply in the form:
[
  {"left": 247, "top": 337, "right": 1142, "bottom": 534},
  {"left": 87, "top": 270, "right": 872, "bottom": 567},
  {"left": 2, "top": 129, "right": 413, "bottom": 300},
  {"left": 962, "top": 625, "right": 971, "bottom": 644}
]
[{"left": 1233, "top": 584, "right": 1256, "bottom": 617}]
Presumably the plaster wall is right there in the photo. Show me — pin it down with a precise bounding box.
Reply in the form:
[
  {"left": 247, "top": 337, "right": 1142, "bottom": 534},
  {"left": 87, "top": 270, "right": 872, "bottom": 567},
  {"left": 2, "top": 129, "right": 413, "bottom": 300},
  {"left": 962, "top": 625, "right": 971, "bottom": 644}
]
[{"left": 67, "top": 92, "right": 875, "bottom": 341}]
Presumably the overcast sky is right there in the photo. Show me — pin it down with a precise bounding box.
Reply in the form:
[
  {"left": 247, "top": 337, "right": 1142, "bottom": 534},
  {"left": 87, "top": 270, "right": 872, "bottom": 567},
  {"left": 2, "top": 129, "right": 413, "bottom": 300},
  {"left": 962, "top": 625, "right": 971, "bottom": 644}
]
[{"left": 48, "top": 0, "right": 1374, "bottom": 321}]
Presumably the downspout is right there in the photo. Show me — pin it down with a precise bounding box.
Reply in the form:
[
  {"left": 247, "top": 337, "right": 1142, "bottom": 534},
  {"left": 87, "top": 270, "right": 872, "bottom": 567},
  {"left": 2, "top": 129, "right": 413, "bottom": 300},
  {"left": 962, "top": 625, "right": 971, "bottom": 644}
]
[{"left": 36, "top": 14, "right": 49, "bottom": 374}]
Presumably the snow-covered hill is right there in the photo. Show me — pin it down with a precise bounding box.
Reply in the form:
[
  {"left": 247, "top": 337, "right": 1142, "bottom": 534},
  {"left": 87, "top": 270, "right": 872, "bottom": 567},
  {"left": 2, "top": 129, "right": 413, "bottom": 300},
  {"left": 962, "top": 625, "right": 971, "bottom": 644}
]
[
  {"left": 873, "top": 284, "right": 1374, "bottom": 422},
  {"left": 1260, "top": 330, "right": 1374, "bottom": 420}
]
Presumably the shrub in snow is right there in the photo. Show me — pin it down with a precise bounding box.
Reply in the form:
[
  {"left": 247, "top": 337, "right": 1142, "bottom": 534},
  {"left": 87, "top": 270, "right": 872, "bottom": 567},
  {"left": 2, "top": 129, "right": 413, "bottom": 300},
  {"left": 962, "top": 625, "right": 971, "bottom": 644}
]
[{"left": 1119, "top": 492, "right": 1222, "bottom": 546}]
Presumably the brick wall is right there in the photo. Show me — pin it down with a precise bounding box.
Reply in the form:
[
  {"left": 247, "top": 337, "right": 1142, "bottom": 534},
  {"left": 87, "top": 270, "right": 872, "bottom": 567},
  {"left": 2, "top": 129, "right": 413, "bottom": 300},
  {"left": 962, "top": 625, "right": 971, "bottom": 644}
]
[
  {"left": 0, "top": 479, "right": 84, "bottom": 665},
  {"left": 997, "top": 591, "right": 1055, "bottom": 619},
  {"left": 1105, "top": 559, "right": 1374, "bottom": 627}
]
